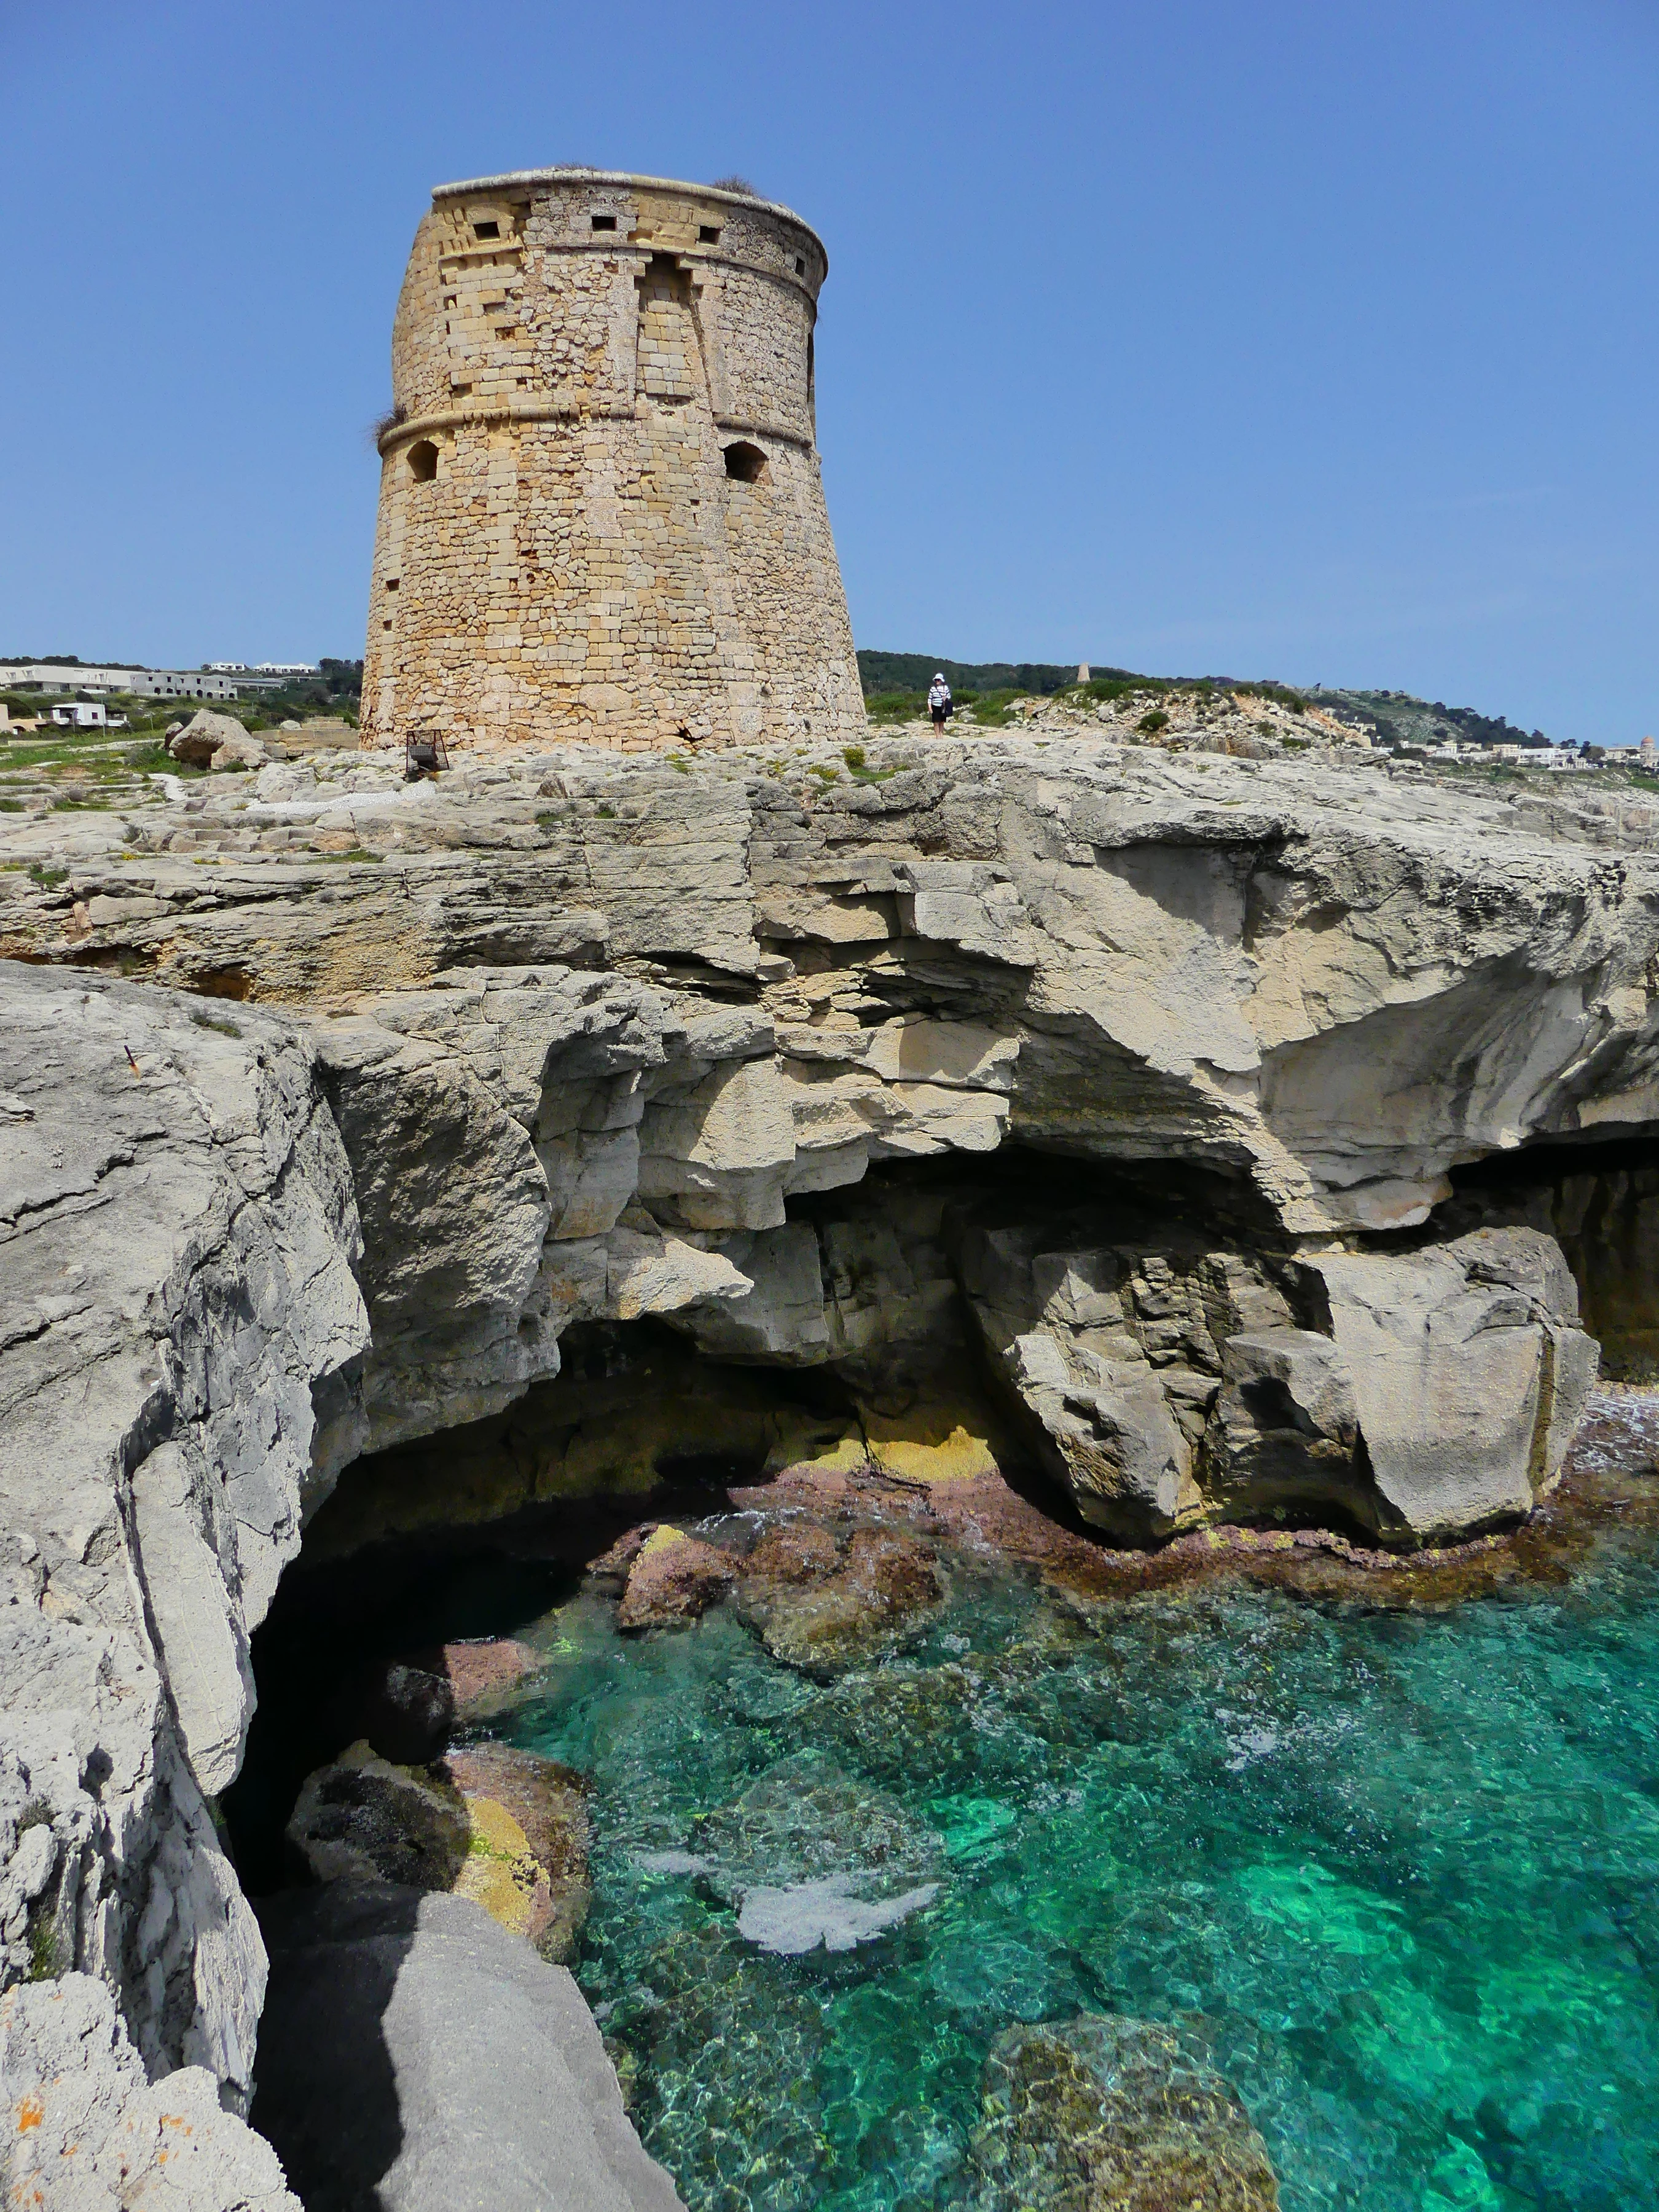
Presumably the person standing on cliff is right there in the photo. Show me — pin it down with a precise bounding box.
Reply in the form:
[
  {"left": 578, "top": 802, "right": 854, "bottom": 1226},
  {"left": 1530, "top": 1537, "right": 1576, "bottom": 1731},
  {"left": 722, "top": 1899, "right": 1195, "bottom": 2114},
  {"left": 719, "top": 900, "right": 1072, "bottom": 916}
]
[{"left": 928, "top": 673, "right": 952, "bottom": 729}]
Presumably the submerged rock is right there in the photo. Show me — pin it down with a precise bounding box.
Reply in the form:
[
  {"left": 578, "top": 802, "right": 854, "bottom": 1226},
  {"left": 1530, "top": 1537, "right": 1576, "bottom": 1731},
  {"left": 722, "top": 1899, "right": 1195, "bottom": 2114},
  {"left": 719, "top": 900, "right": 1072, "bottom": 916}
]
[
  {"left": 432, "top": 1636, "right": 543, "bottom": 1714},
  {"left": 738, "top": 1519, "right": 947, "bottom": 1675},
  {"left": 616, "top": 1524, "right": 737, "bottom": 1630},
  {"left": 970, "top": 2013, "right": 1281, "bottom": 2211},
  {"left": 691, "top": 1758, "right": 942, "bottom": 1955}
]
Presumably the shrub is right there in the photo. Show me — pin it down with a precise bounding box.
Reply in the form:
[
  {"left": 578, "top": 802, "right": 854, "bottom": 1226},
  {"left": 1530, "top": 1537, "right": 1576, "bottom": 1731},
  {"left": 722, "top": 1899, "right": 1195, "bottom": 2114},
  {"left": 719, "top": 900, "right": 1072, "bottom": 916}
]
[
  {"left": 865, "top": 691, "right": 925, "bottom": 726},
  {"left": 1137, "top": 708, "right": 1171, "bottom": 735}
]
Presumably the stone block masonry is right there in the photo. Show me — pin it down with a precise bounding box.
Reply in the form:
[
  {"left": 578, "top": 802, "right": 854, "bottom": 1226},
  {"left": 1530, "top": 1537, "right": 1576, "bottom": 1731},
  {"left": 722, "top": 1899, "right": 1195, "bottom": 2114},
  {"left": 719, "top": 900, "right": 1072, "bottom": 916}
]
[{"left": 362, "top": 169, "right": 864, "bottom": 756}]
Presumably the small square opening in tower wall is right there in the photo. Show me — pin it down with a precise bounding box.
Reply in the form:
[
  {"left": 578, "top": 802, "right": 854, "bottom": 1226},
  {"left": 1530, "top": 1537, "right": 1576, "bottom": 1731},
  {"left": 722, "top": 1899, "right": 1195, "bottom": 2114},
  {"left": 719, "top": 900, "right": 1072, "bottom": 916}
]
[
  {"left": 699, "top": 226, "right": 720, "bottom": 244},
  {"left": 473, "top": 219, "right": 501, "bottom": 240},
  {"left": 591, "top": 214, "right": 617, "bottom": 232}
]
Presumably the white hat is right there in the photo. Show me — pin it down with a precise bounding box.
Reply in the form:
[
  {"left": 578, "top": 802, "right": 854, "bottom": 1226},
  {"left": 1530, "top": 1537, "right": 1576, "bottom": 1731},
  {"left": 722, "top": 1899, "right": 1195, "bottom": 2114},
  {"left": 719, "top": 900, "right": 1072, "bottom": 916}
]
[{"left": 933, "top": 672, "right": 945, "bottom": 681}]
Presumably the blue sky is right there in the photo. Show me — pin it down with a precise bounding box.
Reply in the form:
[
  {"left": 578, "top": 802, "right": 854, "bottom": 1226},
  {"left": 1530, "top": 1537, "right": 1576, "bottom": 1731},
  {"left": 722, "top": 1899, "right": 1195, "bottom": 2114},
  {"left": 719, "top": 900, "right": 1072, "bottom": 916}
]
[{"left": 3, "top": 0, "right": 1655, "bottom": 740}]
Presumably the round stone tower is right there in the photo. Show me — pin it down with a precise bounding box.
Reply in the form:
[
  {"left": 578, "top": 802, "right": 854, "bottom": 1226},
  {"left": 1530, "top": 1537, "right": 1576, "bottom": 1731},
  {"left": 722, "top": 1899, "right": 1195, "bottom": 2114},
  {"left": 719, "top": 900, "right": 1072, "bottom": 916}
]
[{"left": 361, "top": 168, "right": 863, "bottom": 754}]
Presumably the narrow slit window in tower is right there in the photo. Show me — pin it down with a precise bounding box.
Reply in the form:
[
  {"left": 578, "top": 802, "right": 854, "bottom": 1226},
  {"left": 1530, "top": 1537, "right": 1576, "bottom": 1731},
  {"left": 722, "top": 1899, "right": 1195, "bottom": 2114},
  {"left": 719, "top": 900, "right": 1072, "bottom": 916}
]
[
  {"left": 723, "top": 441, "right": 767, "bottom": 485},
  {"left": 795, "top": 256, "right": 806, "bottom": 275},
  {"left": 407, "top": 441, "right": 439, "bottom": 482}
]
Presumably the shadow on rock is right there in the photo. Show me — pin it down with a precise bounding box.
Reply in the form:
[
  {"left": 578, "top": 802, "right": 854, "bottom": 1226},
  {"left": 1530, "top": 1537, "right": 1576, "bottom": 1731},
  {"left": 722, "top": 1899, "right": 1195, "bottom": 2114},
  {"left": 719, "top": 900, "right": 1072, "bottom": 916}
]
[{"left": 253, "top": 1881, "right": 683, "bottom": 2212}]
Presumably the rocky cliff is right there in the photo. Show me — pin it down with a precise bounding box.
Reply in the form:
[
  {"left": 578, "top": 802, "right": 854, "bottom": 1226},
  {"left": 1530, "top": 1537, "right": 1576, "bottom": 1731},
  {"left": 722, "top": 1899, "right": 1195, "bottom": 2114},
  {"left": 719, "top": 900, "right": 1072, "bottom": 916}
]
[{"left": 3, "top": 729, "right": 1657, "bottom": 2199}]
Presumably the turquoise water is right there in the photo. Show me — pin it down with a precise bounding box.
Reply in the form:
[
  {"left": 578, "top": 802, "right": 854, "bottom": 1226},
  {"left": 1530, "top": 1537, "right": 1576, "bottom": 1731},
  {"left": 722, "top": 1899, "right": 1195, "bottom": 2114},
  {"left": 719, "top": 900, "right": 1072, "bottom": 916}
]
[{"left": 492, "top": 1472, "right": 1659, "bottom": 2212}]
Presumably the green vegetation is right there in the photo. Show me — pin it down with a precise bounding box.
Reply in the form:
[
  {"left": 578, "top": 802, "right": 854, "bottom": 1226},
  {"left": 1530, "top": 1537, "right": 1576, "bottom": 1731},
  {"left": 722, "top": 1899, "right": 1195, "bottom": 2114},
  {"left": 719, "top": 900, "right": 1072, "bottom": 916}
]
[
  {"left": 864, "top": 691, "right": 927, "bottom": 726},
  {"left": 1137, "top": 708, "right": 1171, "bottom": 735},
  {"left": 1240, "top": 681, "right": 1308, "bottom": 713},
  {"left": 191, "top": 1009, "right": 244, "bottom": 1037},
  {"left": 122, "top": 743, "right": 206, "bottom": 777},
  {"left": 28, "top": 1911, "right": 59, "bottom": 1983},
  {"left": 594, "top": 804, "right": 617, "bottom": 820},
  {"left": 857, "top": 651, "right": 1086, "bottom": 698},
  {"left": 29, "top": 865, "right": 68, "bottom": 887}
]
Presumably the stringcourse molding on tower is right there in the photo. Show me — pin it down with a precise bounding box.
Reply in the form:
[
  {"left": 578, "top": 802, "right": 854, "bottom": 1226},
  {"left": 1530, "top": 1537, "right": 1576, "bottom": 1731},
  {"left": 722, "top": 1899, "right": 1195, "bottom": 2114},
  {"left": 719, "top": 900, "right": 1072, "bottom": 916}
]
[{"left": 361, "top": 168, "right": 864, "bottom": 755}]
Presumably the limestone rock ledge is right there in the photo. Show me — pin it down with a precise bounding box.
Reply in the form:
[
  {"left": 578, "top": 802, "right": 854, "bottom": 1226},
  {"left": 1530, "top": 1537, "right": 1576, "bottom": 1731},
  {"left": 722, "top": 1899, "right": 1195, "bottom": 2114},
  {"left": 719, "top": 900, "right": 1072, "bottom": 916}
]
[
  {"left": 0, "top": 964, "right": 367, "bottom": 2147},
  {"left": 2, "top": 731, "right": 1657, "bottom": 2195}
]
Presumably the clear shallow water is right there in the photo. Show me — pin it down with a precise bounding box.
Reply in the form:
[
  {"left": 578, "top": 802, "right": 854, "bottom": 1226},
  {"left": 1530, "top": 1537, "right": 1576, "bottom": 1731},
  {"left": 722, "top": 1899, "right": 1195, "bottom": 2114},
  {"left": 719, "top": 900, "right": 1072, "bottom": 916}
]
[{"left": 493, "top": 1499, "right": 1659, "bottom": 2212}]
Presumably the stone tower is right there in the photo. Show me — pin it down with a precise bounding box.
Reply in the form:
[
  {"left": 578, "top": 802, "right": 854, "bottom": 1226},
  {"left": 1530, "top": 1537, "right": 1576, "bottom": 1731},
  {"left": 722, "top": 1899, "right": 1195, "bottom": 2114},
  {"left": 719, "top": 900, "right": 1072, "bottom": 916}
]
[{"left": 361, "top": 168, "right": 863, "bottom": 754}]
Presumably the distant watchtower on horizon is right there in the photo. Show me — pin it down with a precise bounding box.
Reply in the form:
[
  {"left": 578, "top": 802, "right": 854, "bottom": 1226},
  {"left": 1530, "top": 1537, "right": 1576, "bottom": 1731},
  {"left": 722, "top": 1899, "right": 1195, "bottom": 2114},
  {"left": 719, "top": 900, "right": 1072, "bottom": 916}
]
[{"left": 361, "top": 168, "right": 863, "bottom": 755}]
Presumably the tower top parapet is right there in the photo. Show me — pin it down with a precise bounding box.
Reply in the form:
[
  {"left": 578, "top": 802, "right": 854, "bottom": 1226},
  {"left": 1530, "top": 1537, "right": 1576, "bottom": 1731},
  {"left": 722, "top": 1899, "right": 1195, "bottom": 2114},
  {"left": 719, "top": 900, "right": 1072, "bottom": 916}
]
[{"left": 428, "top": 168, "right": 828, "bottom": 264}]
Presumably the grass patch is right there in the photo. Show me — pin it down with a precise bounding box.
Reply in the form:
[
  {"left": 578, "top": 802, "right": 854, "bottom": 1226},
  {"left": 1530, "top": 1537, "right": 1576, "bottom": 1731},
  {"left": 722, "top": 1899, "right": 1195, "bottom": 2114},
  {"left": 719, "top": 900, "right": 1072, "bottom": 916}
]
[
  {"left": 29, "top": 865, "right": 69, "bottom": 887},
  {"left": 191, "top": 1009, "right": 244, "bottom": 1038},
  {"left": 123, "top": 745, "right": 206, "bottom": 777},
  {"left": 809, "top": 763, "right": 840, "bottom": 783},
  {"left": 669, "top": 755, "right": 692, "bottom": 774},
  {"left": 1281, "top": 737, "right": 1310, "bottom": 752},
  {"left": 0, "top": 799, "right": 25, "bottom": 812},
  {"left": 594, "top": 804, "right": 617, "bottom": 820}
]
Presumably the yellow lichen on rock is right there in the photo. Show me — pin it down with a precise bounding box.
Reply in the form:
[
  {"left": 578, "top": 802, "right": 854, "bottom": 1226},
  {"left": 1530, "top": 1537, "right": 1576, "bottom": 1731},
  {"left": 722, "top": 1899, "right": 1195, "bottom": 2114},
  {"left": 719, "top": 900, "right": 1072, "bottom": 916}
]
[
  {"left": 453, "top": 1796, "right": 544, "bottom": 1939},
  {"left": 637, "top": 1523, "right": 689, "bottom": 1559},
  {"left": 870, "top": 1421, "right": 999, "bottom": 1485}
]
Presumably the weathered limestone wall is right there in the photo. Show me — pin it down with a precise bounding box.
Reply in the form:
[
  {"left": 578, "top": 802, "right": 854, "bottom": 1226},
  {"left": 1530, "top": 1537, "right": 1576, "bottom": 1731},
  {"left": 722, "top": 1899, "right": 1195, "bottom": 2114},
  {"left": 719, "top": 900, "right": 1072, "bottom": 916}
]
[{"left": 361, "top": 170, "right": 862, "bottom": 756}]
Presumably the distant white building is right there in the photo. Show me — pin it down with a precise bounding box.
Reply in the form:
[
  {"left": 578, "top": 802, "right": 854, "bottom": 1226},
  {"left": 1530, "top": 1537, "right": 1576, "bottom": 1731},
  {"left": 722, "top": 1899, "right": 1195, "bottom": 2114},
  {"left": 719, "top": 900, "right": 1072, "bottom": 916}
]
[
  {"left": 256, "top": 662, "right": 315, "bottom": 676},
  {"left": 49, "top": 700, "right": 108, "bottom": 728},
  {"left": 1528, "top": 747, "right": 1598, "bottom": 771},
  {"left": 0, "top": 662, "right": 238, "bottom": 702}
]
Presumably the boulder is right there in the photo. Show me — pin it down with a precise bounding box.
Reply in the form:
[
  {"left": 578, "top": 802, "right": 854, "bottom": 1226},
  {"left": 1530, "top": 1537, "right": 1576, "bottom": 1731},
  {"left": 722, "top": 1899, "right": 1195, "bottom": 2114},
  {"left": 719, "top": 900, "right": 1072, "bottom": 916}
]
[
  {"left": 957, "top": 1210, "right": 1599, "bottom": 1548},
  {"left": 432, "top": 1636, "right": 541, "bottom": 1714},
  {"left": 441, "top": 1744, "right": 590, "bottom": 1963},
  {"left": 254, "top": 1883, "right": 684, "bottom": 2212},
  {"left": 167, "top": 707, "right": 265, "bottom": 768},
  {"left": 286, "top": 1739, "right": 591, "bottom": 1961},
  {"left": 286, "top": 1742, "right": 468, "bottom": 1890},
  {"left": 616, "top": 1524, "right": 736, "bottom": 1630}
]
